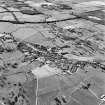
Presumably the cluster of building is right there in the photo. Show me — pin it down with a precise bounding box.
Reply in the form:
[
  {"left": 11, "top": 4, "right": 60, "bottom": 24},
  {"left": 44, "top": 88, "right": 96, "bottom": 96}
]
[{"left": 0, "top": 32, "right": 105, "bottom": 77}]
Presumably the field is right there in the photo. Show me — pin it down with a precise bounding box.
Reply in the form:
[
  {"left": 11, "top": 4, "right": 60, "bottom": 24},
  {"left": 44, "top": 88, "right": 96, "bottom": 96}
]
[{"left": 0, "top": 0, "right": 105, "bottom": 105}]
